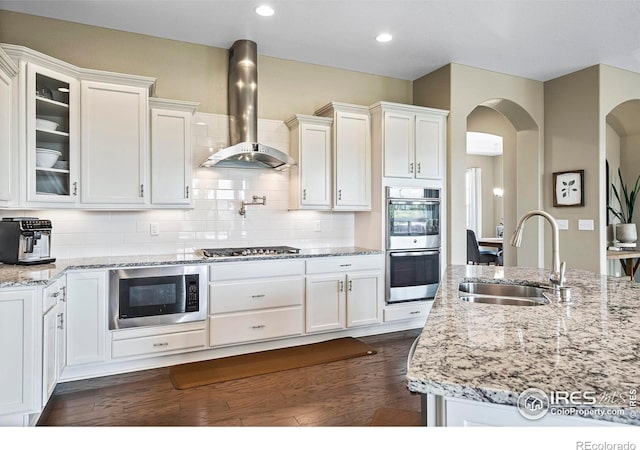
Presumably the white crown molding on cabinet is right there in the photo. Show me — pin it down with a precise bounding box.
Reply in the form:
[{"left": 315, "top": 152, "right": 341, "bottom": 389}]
[
  {"left": 149, "top": 97, "right": 199, "bottom": 113},
  {"left": 1, "top": 44, "right": 156, "bottom": 94},
  {"left": 369, "top": 100, "right": 449, "bottom": 118},
  {"left": 0, "top": 46, "right": 18, "bottom": 78}
]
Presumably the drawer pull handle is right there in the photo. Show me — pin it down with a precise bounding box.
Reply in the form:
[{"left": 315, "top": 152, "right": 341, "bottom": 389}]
[
  {"left": 153, "top": 342, "right": 169, "bottom": 347},
  {"left": 251, "top": 294, "right": 266, "bottom": 298},
  {"left": 339, "top": 280, "right": 344, "bottom": 292},
  {"left": 51, "top": 291, "right": 60, "bottom": 298},
  {"left": 348, "top": 280, "right": 353, "bottom": 291},
  {"left": 410, "top": 310, "right": 421, "bottom": 315},
  {"left": 251, "top": 325, "right": 266, "bottom": 329},
  {"left": 339, "top": 264, "right": 352, "bottom": 267},
  {"left": 57, "top": 313, "right": 64, "bottom": 330}
]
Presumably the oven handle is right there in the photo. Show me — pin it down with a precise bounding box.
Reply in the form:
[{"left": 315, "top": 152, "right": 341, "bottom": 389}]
[
  {"left": 388, "top": 199, "right": 440, "bottom": 205},
  {"left": 389, "top": 250, "right": 440, "bottom": 257}
]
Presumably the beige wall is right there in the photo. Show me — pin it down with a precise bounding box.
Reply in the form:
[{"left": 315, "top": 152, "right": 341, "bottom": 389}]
[
  {"left": 544, "top": 66, "right": 602, "bottom": 272},
  {"left": 466, "top": 154, "right": 502, "bottom": 237},
  {"left": 415, "top": 63, "right": 544, "bottom": 268},
  {"left": 0, "top": 10, "right": 412, "bottom": 120}
]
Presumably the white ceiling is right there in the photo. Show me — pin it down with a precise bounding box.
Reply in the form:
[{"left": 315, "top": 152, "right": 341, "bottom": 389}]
[{"left": 1, "top": 0, "right": 640, "bottom": 82}]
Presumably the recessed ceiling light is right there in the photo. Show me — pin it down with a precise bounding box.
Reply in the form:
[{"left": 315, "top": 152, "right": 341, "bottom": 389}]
[
  {"left": 255, "top": 5, "right": 275, "bottom": 17},
  {"left": 376, "top": 33, "right": 393, "bottom": 43}
]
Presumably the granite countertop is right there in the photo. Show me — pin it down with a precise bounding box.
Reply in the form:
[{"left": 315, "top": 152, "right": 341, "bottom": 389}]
[
  {"left": 406, "top": 264, "right": 640, "bottom": 426},
  {"left": 0, "top": 247, "right": 382, "bottom": 288}
]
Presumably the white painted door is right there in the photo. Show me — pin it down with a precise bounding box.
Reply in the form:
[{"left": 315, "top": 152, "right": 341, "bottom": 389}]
[
  {"left": 27, "top": 64, "right": 79, "bottom": 203},
  {"left": 80, "top": 80, "right": 148, "bottom": 204},
  {"left": 346, "top": 272, "right": 382, "bottom": 328},
  {"left": 383, "top": 110, "right": 414, "bottom": 178},
  {"left": 305, "top": 275, "right": 346, "bottom": 333},
  {"left": 415, "top": 113, "right": 444, "bottom": 180},
  {"left": 0, "top": 54, "right": 15, "bottom": 202},
  {"left": 0, "top": 289, "right": 35, "bottom": 416},
  {"left": 334, "top": 111, "right": 371, "bottom": 210},
  {"left": 42, "top": 303, "right": 57, "bottom": 405},
  {"left": 66, "top": 271, "right": 107, "bottom": 366},
  {"left": 150, "top": 107, "right": 192, "bottom": 205},
  {"left": 300, "top": 121, "right": 332, "bottom": 208}
]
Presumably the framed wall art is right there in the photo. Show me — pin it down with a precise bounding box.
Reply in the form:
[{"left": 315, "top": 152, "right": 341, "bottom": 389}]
[{"left": 553, "top": 170, "right": 584, "bottom": 207}]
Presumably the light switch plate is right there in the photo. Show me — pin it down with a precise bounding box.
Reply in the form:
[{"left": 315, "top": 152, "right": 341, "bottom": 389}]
[
  {"left": 150, "top": 223, "right": 160, "bottom": 236},
  {"left": 556, "top": 219, "right": 569, "bottom": 230},
  {"left": 578, "top": 219, "right": 594, "bottom": 231}
]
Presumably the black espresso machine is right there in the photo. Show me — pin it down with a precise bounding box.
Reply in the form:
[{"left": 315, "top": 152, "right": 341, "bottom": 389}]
[{"left": 0, "top": 217, "right": 56, "bottom": 265}]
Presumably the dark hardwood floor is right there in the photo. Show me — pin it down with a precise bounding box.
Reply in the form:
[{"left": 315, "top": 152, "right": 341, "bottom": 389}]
[{"left": 38, "top": 329, "right": 422, "bottom": 427}]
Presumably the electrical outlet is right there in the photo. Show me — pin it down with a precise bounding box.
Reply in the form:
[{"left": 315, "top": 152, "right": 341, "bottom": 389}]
[
  {"left": 150, "top": 223, "right": 160, "bottom": 236},
  {"left": 578, "top": 219, "right": 594, "bottom": 231},
  {"left": 556, "top": 219, "right": 569, "bottom": 230},
  {"left": 314, "top": 221, "right": 322, "bottom": 232}
]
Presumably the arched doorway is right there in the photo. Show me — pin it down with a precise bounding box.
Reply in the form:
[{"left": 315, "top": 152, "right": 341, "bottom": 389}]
[
  {"left": 464, "top": 99, "right": 540, "bottom": 267},
  {"left": 605, "top": 99, "right": 640, "bottom": 278}
]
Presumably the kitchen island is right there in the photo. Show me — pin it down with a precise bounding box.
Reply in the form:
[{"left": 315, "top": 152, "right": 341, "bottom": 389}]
[{"left": 406, "top": 264, "right": 640, "bottom": 426}]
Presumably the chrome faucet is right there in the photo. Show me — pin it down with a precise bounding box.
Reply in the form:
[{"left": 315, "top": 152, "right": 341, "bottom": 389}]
[{"left": 510, "top": 209, "right": 571, "bottom": 301}]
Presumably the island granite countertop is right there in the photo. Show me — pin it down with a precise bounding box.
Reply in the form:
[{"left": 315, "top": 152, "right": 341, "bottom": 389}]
[
  {"left": 406, "top": 264, "right": 640, "bottom": 426},
  {"left": 0, "top": 247, "right": 382, "bottom": 288}
]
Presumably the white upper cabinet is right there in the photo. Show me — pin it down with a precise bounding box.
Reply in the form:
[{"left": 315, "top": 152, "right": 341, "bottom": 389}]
[
  {"left": 315, "top": 102, "right": 371, "bottom": 211},
  {"left": 0, "top": 47, "right": 18, "bottom": 204},
  {"left": 371, "top": 102, "right": 448, "bottom": 181},
  {"left": 81, "top": 80, "right": 149, "bottom": 205},
  {"left": 286, "top": 114, "right": 333, "bottom": 210},
  {"left": 382, "top": 110, "right": 415, "bottom": 178},
  {"left": 149, "top": 98, "right": 198, "bottom": 206},
  {"left": 28, "top": 64, "right": 79, "bottom": 203}
]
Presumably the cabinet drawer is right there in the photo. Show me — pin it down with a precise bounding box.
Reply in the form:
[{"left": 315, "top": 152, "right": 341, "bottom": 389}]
[
  {"left": 306, "top": 255, "right": 383, "bottom": 274},
  {"left": 210, "top": 277, "right": 303, "bottom": 314},
  {"left": 111, "top": 329, "right": 207, "bottom": 359},
  {"left": 384, "top": 300, "right": 433, "bottom": 322},
  {"left": 210, "top": 259, "right": 305, "bottom": 282},
  {"left": 43, "top": 279, "right": 62, "bottom": 313},
  {"left": 209, "top": 306, "right": 303, "bottom": 347}
]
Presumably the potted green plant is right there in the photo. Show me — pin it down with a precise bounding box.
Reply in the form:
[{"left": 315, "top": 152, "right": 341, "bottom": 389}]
[{"left": 608, "top": 168, "right": 640, "bottom": 245}]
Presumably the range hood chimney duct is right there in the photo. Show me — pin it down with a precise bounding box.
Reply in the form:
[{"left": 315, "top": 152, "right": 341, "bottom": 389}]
[{"left": 200, "top": 39, "right": 296, "bottom": 170}]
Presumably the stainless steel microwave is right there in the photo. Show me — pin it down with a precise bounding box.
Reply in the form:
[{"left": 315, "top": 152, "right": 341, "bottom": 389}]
[{"left": 108, "top": 265, "right": 208, "bottom": 330}]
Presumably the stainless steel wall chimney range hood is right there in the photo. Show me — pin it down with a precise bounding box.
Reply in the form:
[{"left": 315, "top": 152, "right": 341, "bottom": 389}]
[{"left": 200, "top": 40, "right": 297, "bottom": 170}]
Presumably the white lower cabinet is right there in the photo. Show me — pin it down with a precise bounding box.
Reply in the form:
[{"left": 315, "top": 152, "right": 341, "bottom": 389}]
[
  {"left": 0, "top": 289, "right": 36, "bottom": 419},
  {"left": 305, "top": 255, "right": 383, "bottom": 333},
  {"left": 66, "top": 271, "right": 107, "bottom": 366},
  {"left": 384, "top": 300, "right": 433, "bottom": 323},
  {"left": 41, "top": 278, "right": 66, "bottom": 408},
  {"left": 209, "top": 260, "right": 305, "bottom": 347},
  {"left": 111, "top": 322, "right": 207, "bottom": 359}
]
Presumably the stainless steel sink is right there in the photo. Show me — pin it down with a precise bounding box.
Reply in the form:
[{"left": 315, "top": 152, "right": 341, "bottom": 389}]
[
  {"left": 459, "top": 295, "right": 548, "bottom": 306},
  {"left": 458, "top": 282, "right": 549, "bottom": 306},
  {"left": 459, "top": 282, "right": 547, "bottom": 298}
]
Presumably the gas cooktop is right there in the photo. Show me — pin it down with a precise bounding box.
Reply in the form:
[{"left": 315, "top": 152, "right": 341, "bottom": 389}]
[{"left": 201, "top": 246, "right": 301, "bottom": 258}]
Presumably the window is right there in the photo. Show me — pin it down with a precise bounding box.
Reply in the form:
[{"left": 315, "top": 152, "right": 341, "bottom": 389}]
[{"left": 466, "top": 167, "right": 482, "bottom": 237}]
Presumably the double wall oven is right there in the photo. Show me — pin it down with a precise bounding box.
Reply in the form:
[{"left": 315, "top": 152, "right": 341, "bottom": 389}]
[{"left": 386, "top": 187, "right": 441, "bottom": 303}]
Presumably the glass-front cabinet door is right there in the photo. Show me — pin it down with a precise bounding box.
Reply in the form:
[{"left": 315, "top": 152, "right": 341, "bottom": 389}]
[{"left": 27, "top": 63, "right": 78, "bottom": 203}]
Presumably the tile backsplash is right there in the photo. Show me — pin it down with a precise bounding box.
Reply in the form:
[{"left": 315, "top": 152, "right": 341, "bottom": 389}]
[{"left": 2, "top": 113, "right": 355, "bottom": 259}]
